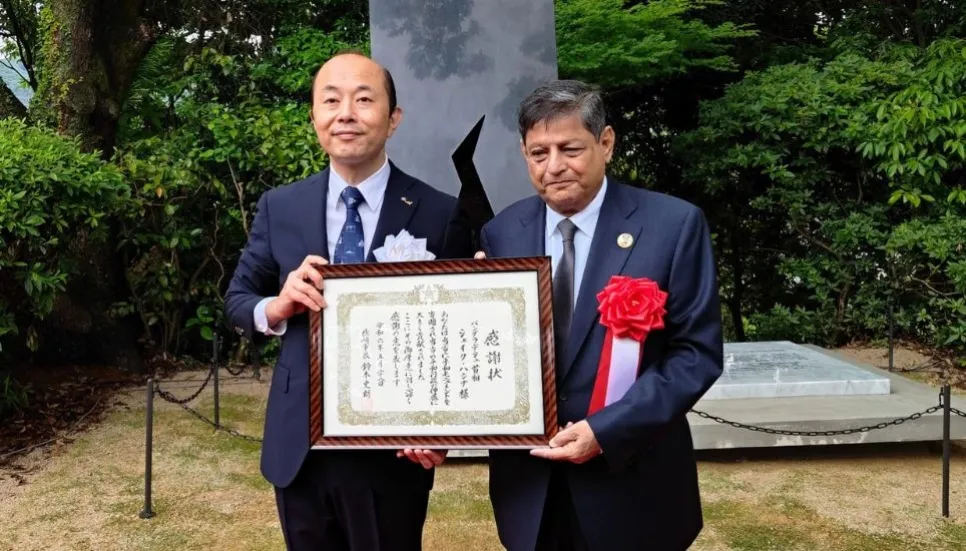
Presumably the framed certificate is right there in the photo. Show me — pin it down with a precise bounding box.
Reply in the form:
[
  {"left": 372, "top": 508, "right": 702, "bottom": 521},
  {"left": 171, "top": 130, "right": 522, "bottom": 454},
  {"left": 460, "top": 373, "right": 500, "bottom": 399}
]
[{"left": 308, "top": 257, "right": 557, "bottom": 449}]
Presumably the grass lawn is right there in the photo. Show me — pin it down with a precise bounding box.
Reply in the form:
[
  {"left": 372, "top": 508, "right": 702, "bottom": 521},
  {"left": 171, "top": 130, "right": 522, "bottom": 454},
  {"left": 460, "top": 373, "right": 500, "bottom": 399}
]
[{"left": 1, "top": 368, "right": 964, "bottom": 551}]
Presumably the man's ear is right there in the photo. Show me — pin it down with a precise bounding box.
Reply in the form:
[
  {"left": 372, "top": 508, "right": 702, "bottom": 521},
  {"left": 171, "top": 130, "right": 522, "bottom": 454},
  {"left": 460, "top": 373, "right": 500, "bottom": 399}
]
[
  {"left": 600, "top": 125, "right": 616, "bottom": 163},
  {"left": 388, "top": 106, "right": 403, "bottom": 137}
]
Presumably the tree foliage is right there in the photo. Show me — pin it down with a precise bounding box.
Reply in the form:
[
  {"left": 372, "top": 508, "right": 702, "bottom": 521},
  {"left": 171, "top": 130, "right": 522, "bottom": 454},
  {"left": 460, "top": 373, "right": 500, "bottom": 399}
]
[
  {"left": 677, "top": 38, "right": 966, "bottom": 351},
  {"left": 0, "top": 119, "right": 128, "bottom": 351},
  {"left": 1, "top": 0, "right": 966, "bottom": 381}
]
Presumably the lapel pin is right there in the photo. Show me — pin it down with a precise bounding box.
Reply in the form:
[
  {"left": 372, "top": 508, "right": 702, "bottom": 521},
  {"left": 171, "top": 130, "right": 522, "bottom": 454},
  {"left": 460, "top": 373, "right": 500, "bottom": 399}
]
[
  {"left": 401, "top": 197, "right": 414, "bottom": 206},
  {"left": 617, "top": 233, "right": 634, "bottom": 249}
]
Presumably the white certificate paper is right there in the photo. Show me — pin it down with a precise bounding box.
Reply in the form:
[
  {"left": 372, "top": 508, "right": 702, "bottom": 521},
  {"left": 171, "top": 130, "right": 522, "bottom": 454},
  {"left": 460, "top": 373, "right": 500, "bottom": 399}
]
[{"left": 320, "top": 271, "right": 545, "bottom": 437}]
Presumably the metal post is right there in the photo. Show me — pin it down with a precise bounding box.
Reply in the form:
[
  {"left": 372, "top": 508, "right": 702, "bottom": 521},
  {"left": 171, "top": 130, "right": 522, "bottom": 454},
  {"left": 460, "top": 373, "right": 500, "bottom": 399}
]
[
  {"left": 942, "top": 384, "right": 951, "bottom": 518},
  {"left": 139, "top": 379, "right": 155, "bottom": 519},
  {"left": 212, "top": 333, "right": 220, "bottom": 429},
  {"left": 252, "top": 344, "right": 262, "bottom": 381},
  {"left": 213, "top": 360, "right": 220, "bottom": 431},
  {"left": 888, "top": 300, "right": 894, "bottom": 372}
]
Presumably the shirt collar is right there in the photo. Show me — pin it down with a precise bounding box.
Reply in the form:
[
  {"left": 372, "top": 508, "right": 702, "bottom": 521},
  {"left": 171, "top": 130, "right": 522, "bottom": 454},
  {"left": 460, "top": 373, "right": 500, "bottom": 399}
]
[
  {"left": 328, "top": 156, "right": 391, "bottom": 211},
  {"left": 545, "top": 176, "right": 608, "bottom": 239}
]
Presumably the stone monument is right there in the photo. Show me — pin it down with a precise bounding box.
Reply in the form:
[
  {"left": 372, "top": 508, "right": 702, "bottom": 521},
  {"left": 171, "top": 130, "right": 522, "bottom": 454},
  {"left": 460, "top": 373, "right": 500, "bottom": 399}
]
[
  {"left": 369, "top": 0, "right": 558, "bottom": 250},
  {"left": 704, "top": 341, "right": 891, "bottom": 400}
]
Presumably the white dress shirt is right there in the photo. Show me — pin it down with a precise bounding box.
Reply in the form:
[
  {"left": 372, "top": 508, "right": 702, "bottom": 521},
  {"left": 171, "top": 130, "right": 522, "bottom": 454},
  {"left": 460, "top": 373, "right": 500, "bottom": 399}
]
[
  {"left": 254, "top": 157, "right": 391, "bottom": 335},
  {"left": 544, "top": 177, "right": 608, "bottom": 308}
]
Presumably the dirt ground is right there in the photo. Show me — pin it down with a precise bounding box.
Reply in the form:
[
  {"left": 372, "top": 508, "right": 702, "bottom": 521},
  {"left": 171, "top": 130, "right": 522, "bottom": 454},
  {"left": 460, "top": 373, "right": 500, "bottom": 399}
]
[{"left": 0, "top": 346, "right": 964, "bottom": 550}]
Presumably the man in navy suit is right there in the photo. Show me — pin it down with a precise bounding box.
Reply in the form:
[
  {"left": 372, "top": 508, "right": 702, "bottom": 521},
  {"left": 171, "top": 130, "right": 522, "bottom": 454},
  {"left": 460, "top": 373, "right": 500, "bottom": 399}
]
[
  {"left": 225, "top": 52, "right": 460, "bottom": 550},
  {"left": 479, "top": 80, "right": 724, "bottom": 550}
]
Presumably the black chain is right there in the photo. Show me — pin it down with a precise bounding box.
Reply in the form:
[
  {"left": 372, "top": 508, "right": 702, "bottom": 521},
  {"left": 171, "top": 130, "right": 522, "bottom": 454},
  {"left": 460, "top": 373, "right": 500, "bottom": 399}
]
[
  {"left": 224, "top": 363, "right": 246, "bottom": 377},
  {"left": 154, "top": 366, "right": 214, "bottom": 405},
  {"left": 167, "top": 399, "right": 264, "bottom": 443},
  {"left": 953, "top": 407, "right": 966, "bottom": 419},
  {"left": 691, "top": 403, "right": 944, "bottom": 437}
]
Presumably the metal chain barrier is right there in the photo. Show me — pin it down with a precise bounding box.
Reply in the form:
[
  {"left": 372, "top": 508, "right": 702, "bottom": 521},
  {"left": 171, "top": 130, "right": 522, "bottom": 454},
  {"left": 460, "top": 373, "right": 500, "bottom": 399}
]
[
  {"left": 690, "top": 389, "right": 949, "bottom": 437},
  {"left": 154, "top": 365, "right": 214, "bottom": 405},
  {"left": 165, "top": 398, "right": 263, "bottom": 443},
  {"left": 152, "top": 358, "right": 263, "bottom": 443},
  {"left": 224, "top": 363, "right": 246, "bottom": 377}
]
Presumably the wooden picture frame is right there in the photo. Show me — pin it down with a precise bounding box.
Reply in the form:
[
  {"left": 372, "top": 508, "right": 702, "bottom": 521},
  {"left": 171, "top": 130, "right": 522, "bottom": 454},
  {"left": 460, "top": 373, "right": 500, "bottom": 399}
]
[{"left": 308, "top": 257, "right": 557, "bottom": 449}]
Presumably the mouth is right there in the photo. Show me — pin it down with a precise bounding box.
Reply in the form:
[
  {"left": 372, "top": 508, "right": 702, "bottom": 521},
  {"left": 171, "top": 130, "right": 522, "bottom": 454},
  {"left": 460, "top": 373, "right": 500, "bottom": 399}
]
[
  {"left": 545, "top": 180, "right": 576, "bottom": 189},
  {"left": 333, "top": 131, "right": 363, "bottom": 139}
]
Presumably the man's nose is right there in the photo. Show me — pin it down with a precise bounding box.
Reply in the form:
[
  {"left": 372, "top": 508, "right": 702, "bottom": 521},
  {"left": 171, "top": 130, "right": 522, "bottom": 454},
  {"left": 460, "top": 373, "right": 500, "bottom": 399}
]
[
  {"left": 547, "top": 149, "right": 567, "bottom": 174},
  {"left": 336, "top": 100, "right": 356, "bottom": 123}
]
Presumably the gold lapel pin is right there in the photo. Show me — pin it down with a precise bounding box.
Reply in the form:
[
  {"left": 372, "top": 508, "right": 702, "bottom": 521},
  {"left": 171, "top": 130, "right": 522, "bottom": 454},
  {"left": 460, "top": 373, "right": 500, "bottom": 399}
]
[
  {"left": 617, "top": 233, "right": 634, "bottom": 249},
  {"left": 401, "top": 197, "right": 414, "bottom": 206}
]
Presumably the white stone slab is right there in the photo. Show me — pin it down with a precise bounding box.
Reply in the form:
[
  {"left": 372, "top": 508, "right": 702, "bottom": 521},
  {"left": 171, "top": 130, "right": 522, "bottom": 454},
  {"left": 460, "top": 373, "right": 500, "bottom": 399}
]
[{"left": 702, "top": 341, "right": 890, "bottom": 400}]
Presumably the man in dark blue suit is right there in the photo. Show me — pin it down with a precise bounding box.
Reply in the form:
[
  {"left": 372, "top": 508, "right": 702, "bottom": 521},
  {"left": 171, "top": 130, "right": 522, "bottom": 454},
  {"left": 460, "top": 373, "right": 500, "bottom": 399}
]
[
  {"left": 479, "top": 80, "right": 724, "bottom": 550},
  {"left": 225, "top": 52, "right": 459, "bottom": 550}
]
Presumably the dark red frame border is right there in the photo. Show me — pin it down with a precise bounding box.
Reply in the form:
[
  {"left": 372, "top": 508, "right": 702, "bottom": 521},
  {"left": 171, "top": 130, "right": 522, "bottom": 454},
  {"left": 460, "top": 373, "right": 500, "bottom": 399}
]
[{"left": 308, "top": 257, "right": 558, "bottom": 449}]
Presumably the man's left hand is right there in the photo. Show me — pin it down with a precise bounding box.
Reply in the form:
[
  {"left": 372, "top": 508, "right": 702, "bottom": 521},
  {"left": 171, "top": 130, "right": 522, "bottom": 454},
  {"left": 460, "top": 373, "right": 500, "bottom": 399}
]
[
  {"left": 530, "top": 421, "right": 601, "bottom": 464},
  {"left": 397, "top": 449, "right": 447, "bottom": 469}
]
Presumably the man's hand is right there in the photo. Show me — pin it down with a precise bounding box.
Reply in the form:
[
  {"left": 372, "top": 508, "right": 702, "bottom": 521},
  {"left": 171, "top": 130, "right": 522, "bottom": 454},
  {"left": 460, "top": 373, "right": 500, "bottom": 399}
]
[
  {"left": 474, "top": 251, "right": 486, "bottom": 260},
  {"left": 265, "top": 255, "right": 328, "bottom": 326},
  {"left": 397, "top": 449, "right": 448, "bottom": 470},
  {"left": 530, "top": 421, "right": 601, "bottom": 464}
]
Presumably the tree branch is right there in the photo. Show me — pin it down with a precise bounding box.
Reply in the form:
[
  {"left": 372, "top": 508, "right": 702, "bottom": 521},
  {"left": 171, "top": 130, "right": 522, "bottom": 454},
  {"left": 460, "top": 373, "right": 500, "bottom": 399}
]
[
  {"left": 228, "top": 160, "right": 249, "bottom": 236},
  {"left": 792, "top": 223, "right": 843, "bottom": 260},
  {"left": 0, "top": 0, "right": 38, "bottom": 89},
  {"left": 910, "top": 276, "right": 954, "bottom": 297}
]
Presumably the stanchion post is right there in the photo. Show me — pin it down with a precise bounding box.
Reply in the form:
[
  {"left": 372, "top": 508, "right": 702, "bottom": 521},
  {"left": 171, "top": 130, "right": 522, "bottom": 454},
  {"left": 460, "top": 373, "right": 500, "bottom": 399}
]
[
  {"left": 942, "top": 384, "right": 951, "bottom": 518},
  {"left": 139, "top": 379, "right": 155, "bottom": 519},
  {"left": 213, "top": 333, "right": 220, "bottom": 430},
  {"left": 252, "top": 342, "right": 261, "bottom": 381},
  {"left": 888, "top": 300, "right": 894, "bottom": 372}
]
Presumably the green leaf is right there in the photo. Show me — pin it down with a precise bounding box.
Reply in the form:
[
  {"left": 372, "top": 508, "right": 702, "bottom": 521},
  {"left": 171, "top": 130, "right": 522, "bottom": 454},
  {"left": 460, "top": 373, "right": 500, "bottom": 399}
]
[{"left": 200, "top": 326, "right": 214, "bottom": 341}]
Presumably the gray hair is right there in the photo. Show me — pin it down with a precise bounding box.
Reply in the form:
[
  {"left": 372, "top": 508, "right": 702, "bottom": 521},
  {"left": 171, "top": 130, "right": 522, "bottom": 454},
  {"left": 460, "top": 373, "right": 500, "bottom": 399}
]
[{"left": 517, "top": 80, "right": 607, "bottom": 142}]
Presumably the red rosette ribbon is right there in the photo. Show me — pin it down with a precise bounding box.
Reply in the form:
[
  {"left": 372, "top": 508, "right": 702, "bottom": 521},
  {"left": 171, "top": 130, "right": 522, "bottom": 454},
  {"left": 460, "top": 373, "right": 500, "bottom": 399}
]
[{"left": 587, "top": 276, "right": 667, "bottom": 415}]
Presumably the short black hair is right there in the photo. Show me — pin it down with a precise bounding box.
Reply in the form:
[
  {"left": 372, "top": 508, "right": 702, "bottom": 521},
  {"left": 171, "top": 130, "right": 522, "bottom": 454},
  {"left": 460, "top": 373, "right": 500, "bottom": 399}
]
[
  {"left": 518, "top": 80, "right": 606, "bottom": 143},
  {"left": 310, "top": 50, "right": 398, "bottom": 115}
]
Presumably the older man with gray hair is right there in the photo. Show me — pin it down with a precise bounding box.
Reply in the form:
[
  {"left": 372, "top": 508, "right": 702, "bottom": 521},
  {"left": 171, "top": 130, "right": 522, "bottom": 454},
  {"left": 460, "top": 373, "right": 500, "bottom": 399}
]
[{"left": 479, "top": 80, "right": 723, "bottom": 550}]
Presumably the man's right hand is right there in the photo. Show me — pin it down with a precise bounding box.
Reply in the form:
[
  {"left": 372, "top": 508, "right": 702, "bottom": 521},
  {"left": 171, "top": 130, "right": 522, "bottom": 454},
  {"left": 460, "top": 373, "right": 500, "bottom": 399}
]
[
  {"left": 474, "top": 251, "right": 486, "bottom": 260},
  {"left": 265, "top": 255, "right": 328, "bottom": 327}
]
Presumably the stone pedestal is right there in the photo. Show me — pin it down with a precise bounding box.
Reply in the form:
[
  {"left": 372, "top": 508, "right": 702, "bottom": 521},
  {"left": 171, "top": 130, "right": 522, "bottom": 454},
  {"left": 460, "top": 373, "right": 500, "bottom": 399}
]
[{"left": 703, "top": 341, "right": 891, "bottom": 400}]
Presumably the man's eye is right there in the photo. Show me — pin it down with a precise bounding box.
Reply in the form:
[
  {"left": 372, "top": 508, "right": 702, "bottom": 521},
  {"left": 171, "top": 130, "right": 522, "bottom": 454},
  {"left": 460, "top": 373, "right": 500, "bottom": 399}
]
[
  {"left": 324, "top": 98, "right": 338, "bottom": 104},
  {"left": 358, "top": 97, "right": 373, "bottom": 103}
]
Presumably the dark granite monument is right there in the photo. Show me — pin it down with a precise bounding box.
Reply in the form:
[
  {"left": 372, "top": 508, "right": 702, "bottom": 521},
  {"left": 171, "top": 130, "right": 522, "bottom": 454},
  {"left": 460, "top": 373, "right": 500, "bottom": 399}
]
[{"left": 369, "top": 0, "right": 558, "bottom": 251}]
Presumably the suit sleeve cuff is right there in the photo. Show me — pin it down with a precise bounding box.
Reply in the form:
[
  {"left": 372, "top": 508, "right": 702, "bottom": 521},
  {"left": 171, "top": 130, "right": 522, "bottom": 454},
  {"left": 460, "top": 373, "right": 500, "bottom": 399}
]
[{"left": 254, "top": 297, "right": 287, "bottom": 336}]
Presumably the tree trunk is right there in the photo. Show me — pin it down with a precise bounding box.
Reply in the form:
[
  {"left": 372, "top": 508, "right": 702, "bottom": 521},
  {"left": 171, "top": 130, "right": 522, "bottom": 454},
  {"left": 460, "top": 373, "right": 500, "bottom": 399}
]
[
  {"left": 30, "top": 0, "right": 163, "bottom": 371},
  {"left": 43, "top": 0, "right": 160, "bottom": 154},
  {"left": 0, "top": 81, "right": 26, "bottom": 119}
]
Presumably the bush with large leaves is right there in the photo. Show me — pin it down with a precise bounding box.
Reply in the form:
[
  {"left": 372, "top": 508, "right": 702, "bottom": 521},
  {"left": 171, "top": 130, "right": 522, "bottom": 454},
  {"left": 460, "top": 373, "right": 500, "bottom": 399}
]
[
  {"left": 0, "top": 119, "right": 129, "bottom": 353},
  {"left": 679, "top": 40, "right": 966, "bottom": 354},
  {"left": 114, "top": 30, "right": 348, "bottom": 357}
]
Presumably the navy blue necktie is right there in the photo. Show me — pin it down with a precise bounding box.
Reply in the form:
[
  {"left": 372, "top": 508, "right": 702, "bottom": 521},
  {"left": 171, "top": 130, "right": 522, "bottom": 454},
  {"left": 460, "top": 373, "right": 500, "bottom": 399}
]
[{"left": 333, "top": 187, "right": 366, "bottom": 264}]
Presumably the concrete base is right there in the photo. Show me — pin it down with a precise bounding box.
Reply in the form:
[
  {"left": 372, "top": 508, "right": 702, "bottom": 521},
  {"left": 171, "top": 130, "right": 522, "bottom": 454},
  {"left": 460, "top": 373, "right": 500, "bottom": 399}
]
[
  {"left": 688, "top": 346, "right": 966, "bottom": 449},
  {"left": 450, "top": 345, "right": 966, "bottom": 457}
]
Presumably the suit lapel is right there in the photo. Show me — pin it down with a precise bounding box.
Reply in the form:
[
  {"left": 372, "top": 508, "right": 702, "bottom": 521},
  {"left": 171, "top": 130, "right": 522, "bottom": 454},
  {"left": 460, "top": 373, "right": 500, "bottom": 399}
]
[
  {"left": 512, "top": 197, "right": 547, "bottom": 258},
  {"left": 561, "top": 182, "right": 642, "bottom": 381},
  {"left": 367, "top": 164, "right": 418, "bottom": 261},
  {"left": 298, "top": 168, "right": 330, "bottom": 261}
]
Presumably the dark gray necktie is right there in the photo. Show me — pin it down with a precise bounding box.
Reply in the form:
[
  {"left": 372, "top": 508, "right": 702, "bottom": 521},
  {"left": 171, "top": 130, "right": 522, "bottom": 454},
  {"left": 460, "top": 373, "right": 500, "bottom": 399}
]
[{"left": 553, "top": 219, "right": 577, "bottom": 368}]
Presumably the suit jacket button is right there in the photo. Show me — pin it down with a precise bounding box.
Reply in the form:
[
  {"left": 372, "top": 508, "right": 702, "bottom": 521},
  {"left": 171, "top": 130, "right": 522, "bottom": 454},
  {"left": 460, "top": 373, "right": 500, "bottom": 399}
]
[{"left": 559, "top": 393, "right": 569, "bottom": 402}]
